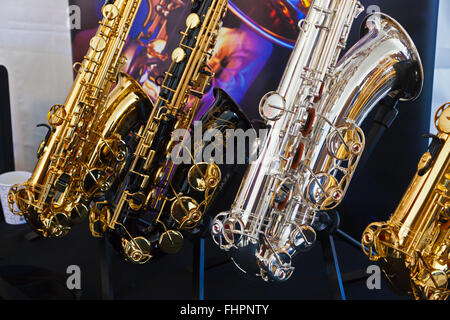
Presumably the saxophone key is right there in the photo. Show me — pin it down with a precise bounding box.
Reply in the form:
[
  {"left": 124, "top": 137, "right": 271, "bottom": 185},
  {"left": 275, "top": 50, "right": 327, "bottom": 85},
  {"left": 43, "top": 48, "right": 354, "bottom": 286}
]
[
  {"left": 142, "top": 149, "right": 156, "bottom": 171},
  {"left": 47, "top": 104, "right": 67, "bottom": 127},
  {"left": 301, "top": 107, "right": 316, "bottom": 137},
  {"left": 171, "top": 47, "right": 186, "bottom": 63},
  {"left": 128, "top": 192, "right": 146, "bottom": 211},
  {"left": 259, "top": 92, "right": 286, "bottom": 122},
  {"left": 158, "top": 230, "right": 184, "bottom": 254},
  {"left": 89, "top": 36, "right": 107, "bottom": 53},
  {"left": 102, "top": 3, "right": 119, "bottom": 20},
  {"left": 291, "top": 143, "right": 305, "bottom": 171},
  {"left": 186, "top": 13, "right": 201, "bottom": 29},
  {"left": 122, "top": 237, "right": 152, "bottom": 264}
]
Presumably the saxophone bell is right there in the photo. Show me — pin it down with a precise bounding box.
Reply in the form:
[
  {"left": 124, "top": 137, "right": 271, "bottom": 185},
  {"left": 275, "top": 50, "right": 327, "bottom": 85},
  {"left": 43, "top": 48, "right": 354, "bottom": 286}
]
[
  {"left": 212, "top": 1, "right": 423, "bottom": 281},
  {"left": 363, "top": 104, "right": 450, "bottom": 300}
]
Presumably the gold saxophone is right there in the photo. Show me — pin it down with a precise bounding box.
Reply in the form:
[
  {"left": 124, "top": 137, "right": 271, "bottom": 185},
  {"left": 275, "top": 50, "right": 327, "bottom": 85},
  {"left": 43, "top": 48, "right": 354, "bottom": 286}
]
[
  {"left": 88, "top": 0, "right": 251, "bottom": 264},
  {"left": 362, "top": 103, "right": 450, "bottom": 300},
  {"left": 8, "top": 0, "right": 147, "bottom": 238}
]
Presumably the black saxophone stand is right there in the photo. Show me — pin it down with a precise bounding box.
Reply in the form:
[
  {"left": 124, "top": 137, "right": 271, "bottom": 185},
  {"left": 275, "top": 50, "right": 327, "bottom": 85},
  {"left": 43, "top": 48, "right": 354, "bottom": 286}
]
[
  {"left": 314, "top": 95, "right": 399, "bottom": 300},
  {"left": 99, "top": 237, "right": 115, "bottom": 300},
  {"left": 314, "top": 210, "right": 373, "bottom": 300}
]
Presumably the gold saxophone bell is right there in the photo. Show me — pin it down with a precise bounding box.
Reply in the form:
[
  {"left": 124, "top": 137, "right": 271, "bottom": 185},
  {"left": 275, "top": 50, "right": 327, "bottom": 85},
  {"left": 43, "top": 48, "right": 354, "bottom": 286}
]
[{"left": 122, "top": 237, "right": 153, "bottom": 264}]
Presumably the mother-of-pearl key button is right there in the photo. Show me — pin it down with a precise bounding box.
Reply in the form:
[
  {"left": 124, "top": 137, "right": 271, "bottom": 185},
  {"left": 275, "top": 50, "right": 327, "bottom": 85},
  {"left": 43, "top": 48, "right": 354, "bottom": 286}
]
[
  {"left": 90, "top": 36, "right": 107, "bottom": 52},
  {"left": 102, "top": 4, "right": 119, "bottom": 20},
  {"left": 172, "top": 47, "right": 186, "bottom": 63},
  {"left": 186, "top": 13, "right": 200, "bottom": 29}
]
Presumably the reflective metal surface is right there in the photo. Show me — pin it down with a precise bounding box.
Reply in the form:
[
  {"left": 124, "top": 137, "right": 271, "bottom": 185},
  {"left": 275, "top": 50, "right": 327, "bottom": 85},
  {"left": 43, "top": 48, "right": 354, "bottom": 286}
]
[
  {"left": 8, "top": 0, "right": 144, "bottom": 238},
  {"left": 212, "top": 0, "right": 423, "bottom": 281}
]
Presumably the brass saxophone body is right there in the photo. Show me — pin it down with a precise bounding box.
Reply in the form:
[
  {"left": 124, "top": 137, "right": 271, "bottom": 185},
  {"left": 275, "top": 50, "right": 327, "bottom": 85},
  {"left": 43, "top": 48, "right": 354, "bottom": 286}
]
[
  {"left": 211, "top": 0, "right": 423, "bottom": 282},
  {"left": 362, "top": 104, "right": 450, "bottom": 300},
  {"left": 8, "top": 0, "right": 145, "bottom": 238},
  {"left": 90, "top": 0, "right": 252, "bottom": 264}
]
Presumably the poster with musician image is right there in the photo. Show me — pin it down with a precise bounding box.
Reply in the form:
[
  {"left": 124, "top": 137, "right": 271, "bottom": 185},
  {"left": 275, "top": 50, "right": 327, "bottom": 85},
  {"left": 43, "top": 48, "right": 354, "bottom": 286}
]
[{"left": 69, "top": 0, "right": 310, "bottom": 119}]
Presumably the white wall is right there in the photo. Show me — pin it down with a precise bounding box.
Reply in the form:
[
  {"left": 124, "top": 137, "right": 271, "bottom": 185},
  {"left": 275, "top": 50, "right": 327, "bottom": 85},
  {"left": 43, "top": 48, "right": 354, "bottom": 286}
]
[
  {"left": 431, "top": 0, "right": 450, "bottom": 134},
  {"left": 0, "top": 0, "right": 73, "bottom": 171}
]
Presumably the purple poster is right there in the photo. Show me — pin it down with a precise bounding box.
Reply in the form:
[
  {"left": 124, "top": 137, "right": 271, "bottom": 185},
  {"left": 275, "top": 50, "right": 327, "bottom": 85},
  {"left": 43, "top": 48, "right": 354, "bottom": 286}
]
[{"left": 70, "top": 1, "right": 310, "bottom": 118}]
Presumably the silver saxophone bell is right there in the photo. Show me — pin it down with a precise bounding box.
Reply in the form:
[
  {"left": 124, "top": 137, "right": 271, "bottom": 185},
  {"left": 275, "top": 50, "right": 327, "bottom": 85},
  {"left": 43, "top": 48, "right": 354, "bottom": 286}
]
[{"left": 212, "top": 0, "right": 423, "bottom": 282}]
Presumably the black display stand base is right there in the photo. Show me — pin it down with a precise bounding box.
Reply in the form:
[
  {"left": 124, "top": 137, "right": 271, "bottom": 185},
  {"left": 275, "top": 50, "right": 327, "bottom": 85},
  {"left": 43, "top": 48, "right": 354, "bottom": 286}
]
[{"left": 99, "top": 237, "right": 114, "bottom": 300}]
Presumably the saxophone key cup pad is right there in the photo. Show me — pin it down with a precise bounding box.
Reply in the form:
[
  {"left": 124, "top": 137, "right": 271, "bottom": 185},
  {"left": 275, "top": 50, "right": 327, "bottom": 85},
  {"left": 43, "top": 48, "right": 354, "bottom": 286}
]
[
  {"left": 186, "top": 13, "right": 201, "bottom": 29},
  {"left": 82, "top": 169, "right": 113, "bottom": 195},
  {"left": 172, "top": 47, "right": 187, "bottom": 63},
  {"left": 128, "top": 192, "right": 146, "bottom": 211},
  {"left": 98, "top": 137, "right": 128, "bottom": 165},
  {"left": 259, "top": 91, "right": 286, "bottom": 122},
  {"left": 436, "top": 103, "right": 450, "bottom": 134},
  {"left": 289, "top": 225, "right": 316, "bottom": 253},
  {"left": 211, "top": 212, "right": 245, "bottom": 249},
  {"left": 158, "top": 230, "right": 184, "bottom": 254},
  {"left": 102, "top": 3, "right": 119, "bottom": 20},
  {"left": 187, "top": 162, "right": 221, "bottom": 192},
  {"left": 170, "top": 196, "right": 200, "bottom": 229},
  {"left": 326, "top": 125, "right": 364, "bottom": 161},
  {"left": 301, "top": 107, "right": 316, "bottom": 137},
  {"left": 306, "top": 173, "right": 338, "bottom": 207},
  {"left": 41, "top": 211, "right": 71, "bottom": 238},
  {"left": 211, "top": 212, "right": 231, "bottom": 248},
  {"left": 89, "top": 36, "right": 107, "bottom": 53},
  {"left": 47, "top": 104, "right": 66, "bottom": 127},
  {"left": 260, "top": 250, "right": 294, "bottom": 282}
]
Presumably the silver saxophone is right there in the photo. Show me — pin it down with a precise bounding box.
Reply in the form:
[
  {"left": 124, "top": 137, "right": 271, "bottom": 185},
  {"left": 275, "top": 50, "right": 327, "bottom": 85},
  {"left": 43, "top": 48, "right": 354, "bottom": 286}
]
[{"left": 211, "top": 0, "right": 424, "bottom": 281}]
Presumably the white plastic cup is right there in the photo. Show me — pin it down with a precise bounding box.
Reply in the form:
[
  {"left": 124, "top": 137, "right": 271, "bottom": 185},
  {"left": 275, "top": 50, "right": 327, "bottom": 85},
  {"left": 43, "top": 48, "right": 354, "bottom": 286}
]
[{"left": 0, "top": 171, "right": 32, "bottom": 225}]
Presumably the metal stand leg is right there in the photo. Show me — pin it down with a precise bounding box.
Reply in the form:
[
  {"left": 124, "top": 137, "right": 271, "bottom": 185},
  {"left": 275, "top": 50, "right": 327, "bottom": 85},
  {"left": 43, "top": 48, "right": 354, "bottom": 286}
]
[
  {"left": 193, "top": 238, "right": 205, "bottom": 300},
  {"left": 321, "top": 234, "right": 346, "bottom": 300},
  {"left": 99, "top": 237, "right": 114, "bottom": 300},
  {"left": 316, "top": 210, "right": 376, "bottom": 299},
  {"left": 336, "top": 228, "right": 371, "bottom": 254}
]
